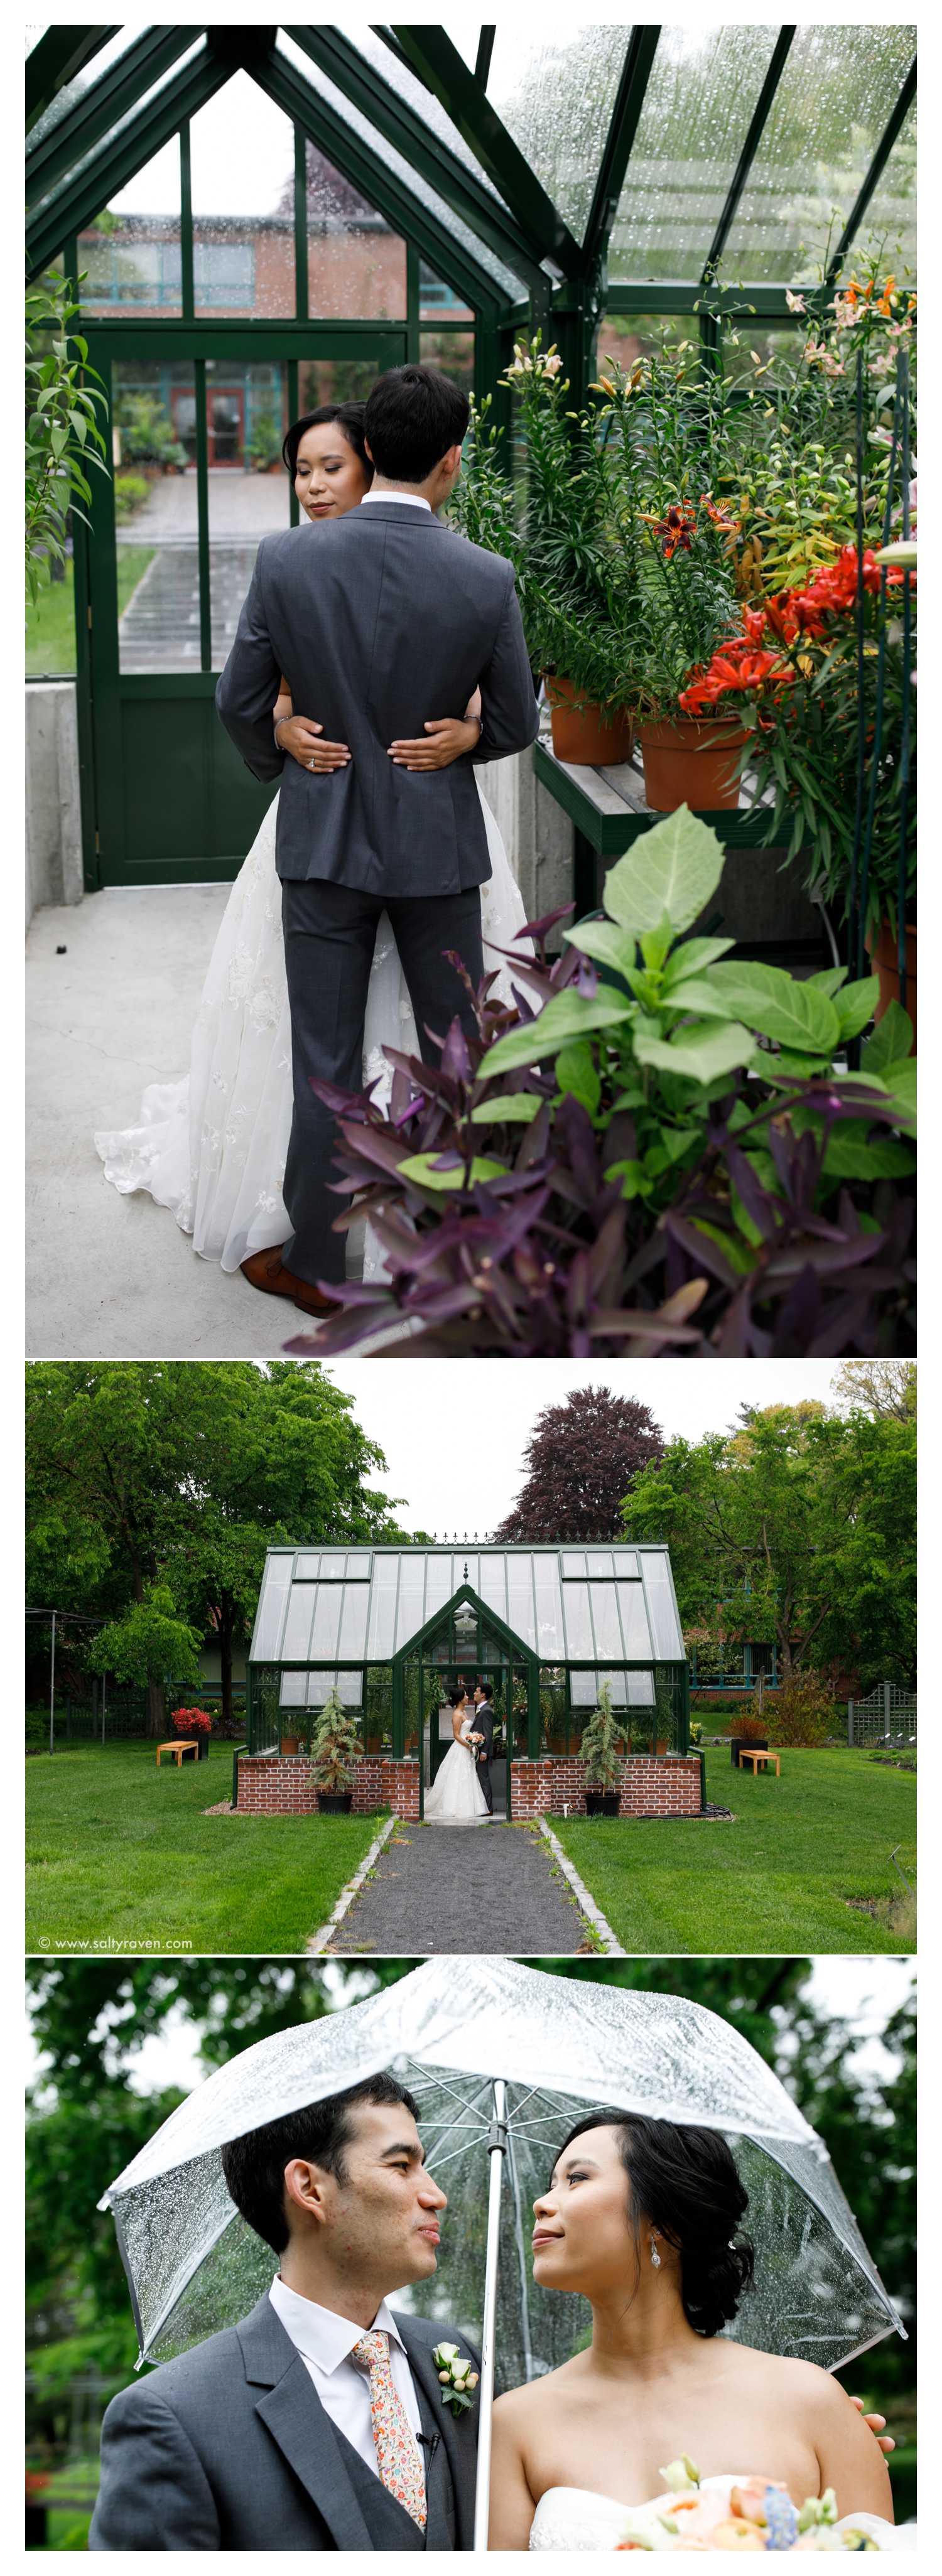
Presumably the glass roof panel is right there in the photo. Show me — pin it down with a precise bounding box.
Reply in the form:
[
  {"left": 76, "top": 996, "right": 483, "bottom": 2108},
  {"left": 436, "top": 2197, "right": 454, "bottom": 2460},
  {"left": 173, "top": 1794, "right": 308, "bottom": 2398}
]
[
  {"left": 28, "top": 40, "right": 205, "bottom": 224},
  {"left": 27, "top": 28, "right": 141, "bottom": 153},
  {"left": 275, "top": 31, "right": 529, "bottom": 303},
  {"left": 251, "top": 1547, "right": 685, "bottom": 1665},
  {"left": 487, "top": 21, "right": 629, "bottom": 242},
  {"left": 342, "top": 28, "right": 509, "bottom": 212},
  {"left": 720, "top": 23, "right": 916, "bottom": 284},
  {"left": 840, "top": 98, "right": 916, "bottom": 283},
  {"left": 609, "top": 23, "right": 779, "bottom": 286}
]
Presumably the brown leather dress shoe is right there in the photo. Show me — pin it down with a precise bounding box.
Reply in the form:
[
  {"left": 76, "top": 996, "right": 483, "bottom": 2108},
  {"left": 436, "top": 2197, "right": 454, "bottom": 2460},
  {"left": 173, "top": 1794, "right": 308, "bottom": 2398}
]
[{"left": 240, "top": 1246, "right": 341, "bottom": 1318}]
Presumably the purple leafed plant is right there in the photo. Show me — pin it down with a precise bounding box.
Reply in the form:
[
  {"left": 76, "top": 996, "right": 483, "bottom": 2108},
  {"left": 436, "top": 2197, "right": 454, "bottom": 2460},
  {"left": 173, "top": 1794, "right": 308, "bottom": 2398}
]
[{"left": 285, "top": 812, "right": 915, "bottom": 1357}]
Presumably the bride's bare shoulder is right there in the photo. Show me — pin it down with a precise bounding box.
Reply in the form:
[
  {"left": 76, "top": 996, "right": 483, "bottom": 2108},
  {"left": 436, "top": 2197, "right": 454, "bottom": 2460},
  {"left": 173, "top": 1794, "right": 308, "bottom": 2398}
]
[
  {"left": 493, "top": 2359, "right": 584, "bottom": 2426},
  {"left": 728, "top": 2343, "right": 855, "bottom": 2419}
]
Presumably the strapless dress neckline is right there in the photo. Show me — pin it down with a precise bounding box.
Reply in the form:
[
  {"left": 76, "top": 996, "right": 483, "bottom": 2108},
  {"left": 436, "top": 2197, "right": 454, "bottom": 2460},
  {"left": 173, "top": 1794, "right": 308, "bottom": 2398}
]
[{"left": 527, "top": 2475, "right": 908, "bottom": 2550}]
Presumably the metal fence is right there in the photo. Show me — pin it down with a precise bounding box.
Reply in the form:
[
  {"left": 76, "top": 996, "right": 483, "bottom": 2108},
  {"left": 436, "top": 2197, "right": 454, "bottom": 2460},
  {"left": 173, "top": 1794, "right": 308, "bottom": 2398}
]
[{"left": 847, "top": 1683, "right": 917, "bottom": 1748}]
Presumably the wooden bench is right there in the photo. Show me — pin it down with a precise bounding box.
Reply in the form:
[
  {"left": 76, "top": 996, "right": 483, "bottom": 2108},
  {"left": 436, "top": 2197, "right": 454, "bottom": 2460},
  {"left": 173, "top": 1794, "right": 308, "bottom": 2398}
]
[
  {"left": 155, "top": 1738, "right": 199, "bottom": 1767},
  {"left": 739, "top": 1748, "right": 781, "bottom": 1777}
]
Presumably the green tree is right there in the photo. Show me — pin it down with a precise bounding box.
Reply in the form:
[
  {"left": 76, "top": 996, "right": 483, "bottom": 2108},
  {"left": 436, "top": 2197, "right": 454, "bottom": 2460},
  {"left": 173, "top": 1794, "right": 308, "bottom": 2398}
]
[
  {"left": 624, "top": 1404, "right": 915, "bottom": 1690},
  {"left": 26, "top": 1362, "right": 413, "bottom": 1731}
]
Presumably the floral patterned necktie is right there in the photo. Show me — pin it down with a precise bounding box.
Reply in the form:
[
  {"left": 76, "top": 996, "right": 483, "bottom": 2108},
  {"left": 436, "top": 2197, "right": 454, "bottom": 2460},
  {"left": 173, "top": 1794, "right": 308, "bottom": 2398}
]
[{"left": 350, "top": 2329, "right": 427, "bottom": 2531}]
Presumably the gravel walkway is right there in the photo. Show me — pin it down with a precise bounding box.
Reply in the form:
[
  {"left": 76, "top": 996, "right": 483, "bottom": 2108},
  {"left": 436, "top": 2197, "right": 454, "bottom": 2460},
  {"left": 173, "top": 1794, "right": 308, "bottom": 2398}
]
[{"left": 329, "top": 1820, "right": 590, "bottom": 1955}]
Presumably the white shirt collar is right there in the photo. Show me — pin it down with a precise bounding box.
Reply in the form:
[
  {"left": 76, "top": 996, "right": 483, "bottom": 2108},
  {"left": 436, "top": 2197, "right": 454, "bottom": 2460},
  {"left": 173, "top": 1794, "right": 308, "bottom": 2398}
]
[
  {"left": 361, "top": 490, "right": 431, "bottom": 512},
  {"left": 269, "top": 2277, "right": 408, "bottom": 2375}
]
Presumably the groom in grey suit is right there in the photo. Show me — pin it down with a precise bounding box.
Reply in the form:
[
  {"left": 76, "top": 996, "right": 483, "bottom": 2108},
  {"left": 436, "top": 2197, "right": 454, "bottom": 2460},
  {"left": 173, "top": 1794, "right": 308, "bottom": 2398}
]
[
  {"left": 90, "top": 2072, "right": 480, "bottom": 2551},
  {"left": 215, "top": 362, "right": 538, "bottom": 1312}
]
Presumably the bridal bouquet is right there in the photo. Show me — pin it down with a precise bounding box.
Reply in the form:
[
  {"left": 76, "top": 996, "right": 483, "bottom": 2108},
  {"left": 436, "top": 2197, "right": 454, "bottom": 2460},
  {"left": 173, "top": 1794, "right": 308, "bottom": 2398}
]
[{"left": 615, "top": 2459, "right": 882, "bottom": 2550}]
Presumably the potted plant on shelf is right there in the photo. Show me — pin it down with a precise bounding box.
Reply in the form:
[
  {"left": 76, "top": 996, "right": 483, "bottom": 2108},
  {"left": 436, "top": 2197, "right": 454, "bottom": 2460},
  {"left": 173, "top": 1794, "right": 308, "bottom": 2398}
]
[
  {"left": 728, "top": 1707, "right": 769, "bottom": 1770},
  {"left": 248, "top": 411, "right": 283, "bottom": 473},
  {"left": 310, "top": 1685, "right": 361, "bottom": 1814},
  {"left": 580, "top": 1681, "right": 624, "bottom": 1816},
  {"left": 171, "top": 1704, "right": 212, "bottom": 1762},
  {"left": 450, "top": 357, "right": 638, "bottom": 765}
]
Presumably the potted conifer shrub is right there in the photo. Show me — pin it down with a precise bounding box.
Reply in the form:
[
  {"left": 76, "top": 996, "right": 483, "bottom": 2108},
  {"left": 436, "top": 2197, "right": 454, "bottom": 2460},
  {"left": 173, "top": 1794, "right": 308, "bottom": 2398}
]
[
  {"left": 580, "top": 1681, "right": 624, "bottom": 1816},
  {"left": 310, "top": 1685, "right": 361, "bottom": 1814}
]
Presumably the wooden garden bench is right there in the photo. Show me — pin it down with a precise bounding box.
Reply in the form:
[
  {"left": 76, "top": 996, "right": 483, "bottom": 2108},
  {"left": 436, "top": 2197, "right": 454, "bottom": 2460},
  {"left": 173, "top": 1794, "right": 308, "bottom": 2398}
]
[
  {"left": 155, "top": 1738, "right": 199, "bottom": 1767},
  {"left": 739, "top": 1747, "right": 781, "bottom": 1777}
]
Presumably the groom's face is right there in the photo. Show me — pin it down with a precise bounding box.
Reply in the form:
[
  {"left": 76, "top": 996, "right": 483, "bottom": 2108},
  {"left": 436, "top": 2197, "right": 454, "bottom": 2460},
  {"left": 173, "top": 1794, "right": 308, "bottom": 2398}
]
[{"left": 303, "top": 2101, "right": 447, "bottom": 2290}]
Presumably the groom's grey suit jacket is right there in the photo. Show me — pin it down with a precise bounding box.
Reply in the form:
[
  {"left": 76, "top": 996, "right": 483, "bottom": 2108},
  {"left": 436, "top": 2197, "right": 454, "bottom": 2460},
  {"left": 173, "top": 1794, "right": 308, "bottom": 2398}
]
[
  {"left": 89, "top": 2292, "right": 480, "bottom": 2552},
  {"left": 214, "top": 504, "right": 538, "bottom": 899}
]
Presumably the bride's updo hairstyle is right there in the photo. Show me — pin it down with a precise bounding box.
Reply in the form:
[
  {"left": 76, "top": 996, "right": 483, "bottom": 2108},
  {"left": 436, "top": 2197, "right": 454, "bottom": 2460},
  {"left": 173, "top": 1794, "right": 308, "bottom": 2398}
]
[
  {"left": 556, "top": 2111, "right": 754, "bottom": 2336},
  {"left": 281, "top": 402, "right": 374, "bottom": 485}
]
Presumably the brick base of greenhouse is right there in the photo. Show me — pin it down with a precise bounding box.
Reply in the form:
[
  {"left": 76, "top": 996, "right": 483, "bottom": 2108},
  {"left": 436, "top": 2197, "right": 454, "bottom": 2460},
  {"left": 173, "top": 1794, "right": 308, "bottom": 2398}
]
[
  {"left": 236, "top": 1754, "right": 420, "bottom": 1819},
  {"left": 234, "top": 1752, "right": 700, "bottom": 1819},
  {"left": 511, "top": 1755, "right": 702, "bottom": 1819}
]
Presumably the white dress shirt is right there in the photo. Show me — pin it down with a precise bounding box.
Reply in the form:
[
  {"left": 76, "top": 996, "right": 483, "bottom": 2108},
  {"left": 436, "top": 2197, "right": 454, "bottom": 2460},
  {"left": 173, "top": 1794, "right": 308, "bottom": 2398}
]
[
  {"left": 268, "top": 2277, "right": 425, "bottom": 2482},
  {"left": 360, "top": 490, "right": 431, "bottom": 511}
]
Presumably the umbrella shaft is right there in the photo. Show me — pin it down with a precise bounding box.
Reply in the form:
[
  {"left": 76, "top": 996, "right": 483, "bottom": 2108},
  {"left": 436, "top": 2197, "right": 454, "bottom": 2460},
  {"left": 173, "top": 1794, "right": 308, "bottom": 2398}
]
[{"left": 472, "top": 2078, "right": 507, "bottom": 2553}]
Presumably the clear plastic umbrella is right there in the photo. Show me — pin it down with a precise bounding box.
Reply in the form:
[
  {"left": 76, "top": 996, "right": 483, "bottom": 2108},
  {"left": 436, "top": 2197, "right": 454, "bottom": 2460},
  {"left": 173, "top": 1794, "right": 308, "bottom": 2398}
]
[{"left": 99, "top": 1961, "right": 906, "bottom": 2552}]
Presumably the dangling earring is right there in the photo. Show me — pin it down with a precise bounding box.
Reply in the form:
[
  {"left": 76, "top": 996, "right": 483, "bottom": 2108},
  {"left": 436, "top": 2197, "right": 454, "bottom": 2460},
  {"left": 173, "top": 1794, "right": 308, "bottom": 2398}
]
[{"left": 649, "top": 2234, "right": 661, "bottom": 2269}]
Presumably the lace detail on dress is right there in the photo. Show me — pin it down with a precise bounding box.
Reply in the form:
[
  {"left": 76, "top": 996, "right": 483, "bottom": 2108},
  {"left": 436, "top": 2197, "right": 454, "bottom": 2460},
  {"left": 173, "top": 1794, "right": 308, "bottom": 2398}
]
[{"left": 95, "top": 779, "right": 530, "bottom": 1276}]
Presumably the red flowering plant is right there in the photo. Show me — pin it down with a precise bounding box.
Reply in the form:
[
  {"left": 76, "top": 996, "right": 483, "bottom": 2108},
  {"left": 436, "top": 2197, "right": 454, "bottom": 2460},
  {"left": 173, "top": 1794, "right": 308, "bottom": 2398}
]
[
  {"left": 678, "top": 531, "right": 914, "bottom": 946},
  {"left": 171, "top": 1705, "right": 212, "bottom": 1737}
]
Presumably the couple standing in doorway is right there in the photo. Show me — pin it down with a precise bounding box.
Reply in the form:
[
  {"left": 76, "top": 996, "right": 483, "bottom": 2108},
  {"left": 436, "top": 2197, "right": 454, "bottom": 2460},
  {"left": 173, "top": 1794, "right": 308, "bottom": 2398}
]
[
  {"left": 95, "top": 363, "right": 537, "bottom": 1313},
  {"left": 425, "top": 1681, "right": 495, "bottom": 1826}
]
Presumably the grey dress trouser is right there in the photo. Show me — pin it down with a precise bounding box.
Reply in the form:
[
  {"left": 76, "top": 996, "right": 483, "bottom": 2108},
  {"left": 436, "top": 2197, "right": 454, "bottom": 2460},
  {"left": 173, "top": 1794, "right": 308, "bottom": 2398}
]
[{"left": 281, "top": 876, "right": 484, "bottom": 1286}]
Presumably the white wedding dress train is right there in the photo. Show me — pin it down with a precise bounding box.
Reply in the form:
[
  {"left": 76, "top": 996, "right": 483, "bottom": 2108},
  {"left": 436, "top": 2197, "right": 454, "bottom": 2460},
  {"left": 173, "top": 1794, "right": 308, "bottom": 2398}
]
[
  {"left": 423, "top": 1716, "right": 490, "bottom": 1824},
  {"left": 94, "top": 775, "right": 528, "bottom": 1276}
]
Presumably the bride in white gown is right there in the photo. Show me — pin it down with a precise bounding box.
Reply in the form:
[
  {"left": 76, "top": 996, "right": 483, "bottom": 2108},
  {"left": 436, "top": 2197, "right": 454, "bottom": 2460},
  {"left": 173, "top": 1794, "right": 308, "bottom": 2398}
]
[
  {"left": 489, "top": 2111, "right": 907, "bottom": 2552},
  {"left": 423, "top": 1686, "right": 490, "bottom": 1826},
  {"left": 94, "top": 402, "right": 529, "bottom": 1278}
]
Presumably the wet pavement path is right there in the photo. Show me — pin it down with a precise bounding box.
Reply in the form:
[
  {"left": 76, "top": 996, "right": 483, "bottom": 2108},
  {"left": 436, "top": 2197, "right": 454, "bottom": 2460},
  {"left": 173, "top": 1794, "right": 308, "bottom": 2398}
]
[{"left": 328, "top": 1820, "right": 590, "bottom": 1954}]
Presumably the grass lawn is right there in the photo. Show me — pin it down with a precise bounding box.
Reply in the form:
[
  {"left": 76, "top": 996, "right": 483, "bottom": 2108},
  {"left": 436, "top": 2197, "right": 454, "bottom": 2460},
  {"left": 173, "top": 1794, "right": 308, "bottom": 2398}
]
[
  {"left": 26, "top": 550, "right": 155, "bottom": 677},
  {"left": 25, "top": 1740, "right": 382, "bottom": 1954},
  {"left": 553, "top": 1750, "right": 916, "bottom": 1954}
]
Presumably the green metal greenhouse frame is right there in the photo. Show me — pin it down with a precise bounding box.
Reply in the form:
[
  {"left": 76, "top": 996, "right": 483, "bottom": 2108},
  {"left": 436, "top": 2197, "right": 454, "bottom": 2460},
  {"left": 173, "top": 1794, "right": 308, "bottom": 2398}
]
[
  {"left": 26, "top": 24, "right": 916, "bottom": 891},
  {"left": 242, "top": 1540, "right": 692, "bottom": 1821}
]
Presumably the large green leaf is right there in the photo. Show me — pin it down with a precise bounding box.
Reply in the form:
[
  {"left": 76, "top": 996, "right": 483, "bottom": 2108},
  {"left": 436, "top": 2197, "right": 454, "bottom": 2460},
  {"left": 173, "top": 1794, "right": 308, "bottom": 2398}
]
[
  {"left": 564, "top": 918, "right": 637, "bottom": 977},
  {"left": 879, "top": 1059, "right": 917, "bottom": 1123},
  {"left": 602, "top": 807, "right": 725, "bottom": 937},
  {"left": 821, "top": 1129, "right": 916, "bottom": 1181},
  {"left": 662, "top": 935, "right": 735, "bottom": 984},
  {"left": 861, "top": 1000, "right": 914, "bottom": 1070},
  {"left": 469, "top": 1095, "right": 543, "bottom": 1126},
  {"left": 833, "top": 975, "right": 881, "bottom": 1042},
  {"left": 701, "top": 961, "right": 841, "bottom": 1054},
  {"left": 396, "top": 1153, "right": 509, "bottom": 1191},
  {"left": 482, "top": 991, "right": 631, "bottom": 1077},
  {"left": 633, "top": 1018, "right": 758, "bottom": 1084}
]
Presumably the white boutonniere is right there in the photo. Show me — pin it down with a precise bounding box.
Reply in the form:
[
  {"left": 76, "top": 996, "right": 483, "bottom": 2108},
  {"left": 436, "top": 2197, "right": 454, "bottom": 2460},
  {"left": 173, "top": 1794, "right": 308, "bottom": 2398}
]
[{"left": 432, "top": 2341, "right": 479, "bottom": 2415}]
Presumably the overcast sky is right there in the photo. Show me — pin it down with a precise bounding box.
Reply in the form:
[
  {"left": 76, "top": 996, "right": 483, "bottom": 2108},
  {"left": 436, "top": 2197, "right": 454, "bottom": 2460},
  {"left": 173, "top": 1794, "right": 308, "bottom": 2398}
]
[{"left": 325, "top": 1360, "right": 845, "bottom": 1536}]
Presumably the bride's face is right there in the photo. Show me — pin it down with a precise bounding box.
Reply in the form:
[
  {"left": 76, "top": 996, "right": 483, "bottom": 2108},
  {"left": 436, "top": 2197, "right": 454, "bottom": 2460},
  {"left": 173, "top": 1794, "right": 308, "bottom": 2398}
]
[
  {"left": 294, "top": 421, "right": 370, "bottom": 520},
  {"left": 532, "top": 2124, "right": 646, "bottom": 2300}
]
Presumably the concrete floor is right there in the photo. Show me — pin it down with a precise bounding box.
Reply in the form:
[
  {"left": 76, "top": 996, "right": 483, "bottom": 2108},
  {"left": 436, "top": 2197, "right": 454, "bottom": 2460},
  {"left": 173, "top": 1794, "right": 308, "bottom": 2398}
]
[{"left": 26, "top": 882, "right": 340, "bottom": 1359}]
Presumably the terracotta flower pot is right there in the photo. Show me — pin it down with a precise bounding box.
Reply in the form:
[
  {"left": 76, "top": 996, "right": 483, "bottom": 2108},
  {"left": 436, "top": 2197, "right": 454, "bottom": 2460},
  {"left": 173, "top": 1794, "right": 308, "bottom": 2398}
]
[
  {"left": 279, "top": 1734, "right": 300, "bottom": 1757},
  {"left": 545, "top": 675, "right": 634, "bottom": 767},
  {"left": 866, "top": 917, "right": 917, "bottom": 1050},
  {"left": 638, "top": 715, "right": 746, "bottom": 812}
]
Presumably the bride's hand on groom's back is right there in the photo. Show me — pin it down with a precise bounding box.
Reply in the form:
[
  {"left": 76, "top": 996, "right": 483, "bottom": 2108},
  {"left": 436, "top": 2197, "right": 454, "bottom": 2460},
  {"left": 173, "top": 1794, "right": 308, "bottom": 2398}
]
[
  {"left": 279, "top": 716, "right": 351, "bottom": 772},
  {"left": 388, "top": 714, "right": 481, "bottom": 768}
]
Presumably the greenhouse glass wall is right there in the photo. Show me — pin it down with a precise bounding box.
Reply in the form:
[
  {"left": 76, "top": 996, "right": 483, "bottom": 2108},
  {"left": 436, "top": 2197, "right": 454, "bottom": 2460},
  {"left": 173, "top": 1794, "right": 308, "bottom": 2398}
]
[
  {"left": 245, "top": 1541, "right": 691, "bottom": 1818},
  {"left": 26, "top": 23, "right": 915, "bottom": 888}
]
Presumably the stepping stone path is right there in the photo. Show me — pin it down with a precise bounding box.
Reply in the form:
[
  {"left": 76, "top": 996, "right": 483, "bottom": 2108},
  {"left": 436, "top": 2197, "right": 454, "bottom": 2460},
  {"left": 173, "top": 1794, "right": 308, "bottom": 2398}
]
[{"left": 329, "top": 1820, "right": 590, "bottom": 1955}]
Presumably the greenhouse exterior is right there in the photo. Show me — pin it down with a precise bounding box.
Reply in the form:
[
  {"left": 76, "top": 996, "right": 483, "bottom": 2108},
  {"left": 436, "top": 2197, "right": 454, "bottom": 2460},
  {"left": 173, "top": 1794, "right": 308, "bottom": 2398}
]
[
  {"left": 26, "top": 23, "right": 916, "bottom": 891},
  {"left": 239, "top": 1541, "right": 697, "bottom": 1819}
]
